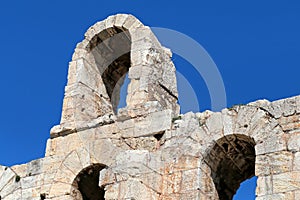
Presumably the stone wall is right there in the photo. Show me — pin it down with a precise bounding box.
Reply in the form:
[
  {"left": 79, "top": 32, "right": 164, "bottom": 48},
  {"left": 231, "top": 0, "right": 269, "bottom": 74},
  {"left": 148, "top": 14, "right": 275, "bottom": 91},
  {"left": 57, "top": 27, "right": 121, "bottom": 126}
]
[{"left": 1, "top": 14, "right": 300, "bottom": 200}]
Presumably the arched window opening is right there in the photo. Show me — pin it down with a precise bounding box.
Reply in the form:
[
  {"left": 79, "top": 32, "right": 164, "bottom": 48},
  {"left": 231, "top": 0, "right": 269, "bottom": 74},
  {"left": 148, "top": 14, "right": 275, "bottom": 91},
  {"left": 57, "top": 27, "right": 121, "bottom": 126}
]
[
  {"left": 233, "top": 176, "right": 257, "bottom": 200},
  {"left": 101, "top": 52, "right": 130, "bottom": 113},
  {"left": 72, "top": 164, "right": 107, "bottom": 200},
  {"left": 88, "top": 27, "right": 131, "bottom": 114},
  {"left": 204, "top": 134, "right": 256, "bottom": 200}
]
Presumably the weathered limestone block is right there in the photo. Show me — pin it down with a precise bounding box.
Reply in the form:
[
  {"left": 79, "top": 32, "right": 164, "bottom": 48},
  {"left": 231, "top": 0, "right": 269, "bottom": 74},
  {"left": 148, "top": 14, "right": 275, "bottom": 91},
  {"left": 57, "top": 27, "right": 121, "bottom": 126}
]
[
  {"left": 84, "top": 21, "right": 105, "bottom": 41},
  {"left": 272, "top": 171, "right": 300, "bottom": 193},
  {"left": 205, "top": 112, "right": 223, "bottom": 134},
  {"left": 283, "top": 97, "right": 298, "bottom": 117},
  {"left": 256, "top": 151, "right": 293, "bottom": 176},
  {"left": 71, "top": 47, "right": 88, "bottom": 61},
  {"left": 248, "top": 99, "right": 270, "bottom": 107},
  {"left": 221, "top": 109, "right": 235, "bottom": 136},
  {"left": 0, "top": 178, "right": 21, "bottom": 198},
  {"left": 138, "top": 171, "right": 163, "bottom": 194},
  {"left": 272, "top": 172, "right": 300, "bottom": 193},
  {"left": 278, "top": 114, "right": 300, "bottom": 132},
  {"left": 62, "top": 151, "right": 83, "bottom": 175},
  {"left": 50, "top": 195, "right": 75, "bottom": 200},
  {"left": 54, "top": 164, "right": 75, "bottom": 185},
  {"left": 287, "top": 131, "right": 300, "bottom": 152},
  {"left": 123, "top": 14, "right": 143, "bottom": 30},
  {"left": 114, "top": 150, "right": 153, "bottom": 176},
  {"left": 296, "top": 96, "right": 300, "bottom": 114},
  {"left": 46, "top": 132, "right": 84, "bottom": 156},
  {"left": 88, "top": 139, "right": 121, "bottom": 166},
  {"left": 66, "top": 59, "right": 106, "bottom": 95},
  {"left": 121, "top": 110, "right": 172, "bottom": 138},
  {"left": 0, "top": 166, "right": 21, "bottom": 199},
  {"left": 41, "top": 156, "right": 65, "bottom": 183},
  {"left": 99, "top": 168, "right": 115, "bottom": 187},
  {"left": 0, "top": 167, "right": 16, "bottom": 191},
  {"left": 256, "top": 175, "right": 273, "bottom": 196},
  {"left": 180, "top": 168, "right": 201, "bottom": 192},
  {"left": 48, "top": 182, "right": 73, "bottom": 198},
  {"left": 21, "top": 175, "right": 42, "bottom": 190},
  {"left": 122, "top": 137, "right": 158, "bottom": 152},
  {"left": 170, "top": 112, "right": 197, "bottom": 135},
  {"left": 114, "top": 14, "right": 129, "bottom": 28},
  {"left": 2, "top": 189, "right": 22, "bottom": 200},
  {"left": 22, "top": 186, "right": 43, "bottom": 199},
  {"left": 105, "top": 179, "right": 159, "bottom": 199},
  {"left": 10, "top": 164, "right": 27, "bottom": 178},
  {"left": 234, "top": 105, "right": 258, "bottom": 135},
  {"left": 260, "top": 96, "right": 299, "bottom": 119},
  {"left": 293, "top": 152, "right": 300, "bottom": 171},
  {"left": 256, "top": 192, "right": 294, "bottom": 200},
  {"left": 295, "top": 190, "right": 300, "bottom": 200},
  {"left": 131, "top": 28, "right": 161, "bottom": 52},
  {"left": 104, "top": 15, "right": 116, "bottom": 29},
  {"left": 246, "top": 110, "right": 278, "bottom": 139},
  {"left": 255, "top": 132, "right": 286, "bottom": 155}
]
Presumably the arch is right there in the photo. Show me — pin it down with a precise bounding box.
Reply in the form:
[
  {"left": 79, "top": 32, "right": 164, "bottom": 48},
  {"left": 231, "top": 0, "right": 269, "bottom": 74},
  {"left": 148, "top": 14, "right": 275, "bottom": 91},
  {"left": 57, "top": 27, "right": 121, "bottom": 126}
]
[
  {"left": 87, "top": 26, "right": 131, "bottom": 114},
  {"left": 204, "top": 134, "right": 256, "bottom": 200},
  {"left": 55, "top": 14, "right": 179, "bottom": 135},
  {"left": 71, "top": 164, "right": 107, "bottom": 200}
]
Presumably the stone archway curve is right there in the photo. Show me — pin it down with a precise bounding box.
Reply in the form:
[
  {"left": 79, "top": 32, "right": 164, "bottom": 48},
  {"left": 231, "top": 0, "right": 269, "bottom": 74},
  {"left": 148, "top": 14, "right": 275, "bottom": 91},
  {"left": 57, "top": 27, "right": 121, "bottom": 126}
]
[
  {"left": 198, "top": 104, "right": 286, "bottom": 199},
  {"left": 55, "top": 14, "right": 179, "bottom": 135}
]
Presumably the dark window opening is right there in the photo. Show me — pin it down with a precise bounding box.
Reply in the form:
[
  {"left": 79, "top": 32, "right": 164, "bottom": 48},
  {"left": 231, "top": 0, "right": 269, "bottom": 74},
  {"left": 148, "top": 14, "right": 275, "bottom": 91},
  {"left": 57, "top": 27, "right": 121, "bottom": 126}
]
[
  {"left": 204, "top": 134, "right": 256, "bottom": 200},
  {"left": 40, "top": 193, "right": 46, "bottom": 200},
  {"left": 101, "top": 52, "right": 130, "bottom": 113},
  {"left": 89, "top": 27, "right": 131, "bottom": 114},
  {"left": 73, "top": 164, "right": 107, "bottom": 200}
]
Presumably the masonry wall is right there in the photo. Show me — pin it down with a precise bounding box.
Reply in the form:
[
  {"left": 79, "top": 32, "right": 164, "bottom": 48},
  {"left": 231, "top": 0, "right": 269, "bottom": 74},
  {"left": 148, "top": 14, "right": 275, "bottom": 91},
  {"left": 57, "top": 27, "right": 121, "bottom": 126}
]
[{"left": 1, "top": 14, "right": 300, "bottom": 200}]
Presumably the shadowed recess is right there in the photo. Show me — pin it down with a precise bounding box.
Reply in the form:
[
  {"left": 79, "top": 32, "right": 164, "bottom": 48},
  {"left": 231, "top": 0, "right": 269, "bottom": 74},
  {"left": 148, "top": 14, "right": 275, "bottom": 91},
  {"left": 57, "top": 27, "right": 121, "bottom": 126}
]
[
  {"left": 204, "top": 134, "right": 256, "bottom": 200},
  {"left": 89, "top": 27, "right": 131, "bottom": 114},
  {"left": 73, "top": 164, "right": 107, "bottom": 200}
]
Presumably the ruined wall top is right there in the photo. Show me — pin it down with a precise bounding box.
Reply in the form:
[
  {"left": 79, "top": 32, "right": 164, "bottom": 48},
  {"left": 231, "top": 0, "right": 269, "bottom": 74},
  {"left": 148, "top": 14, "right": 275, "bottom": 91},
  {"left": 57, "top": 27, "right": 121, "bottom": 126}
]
[{"left": 51, "top": 14, "right": 179, "bottom": 138}]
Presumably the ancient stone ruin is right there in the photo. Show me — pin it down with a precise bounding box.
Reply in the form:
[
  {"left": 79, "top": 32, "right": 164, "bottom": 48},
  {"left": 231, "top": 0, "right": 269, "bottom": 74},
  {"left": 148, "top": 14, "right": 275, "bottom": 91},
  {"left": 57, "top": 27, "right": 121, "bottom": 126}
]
[{"left": 1, "top": 14, "right": 300, "bottom": 200}]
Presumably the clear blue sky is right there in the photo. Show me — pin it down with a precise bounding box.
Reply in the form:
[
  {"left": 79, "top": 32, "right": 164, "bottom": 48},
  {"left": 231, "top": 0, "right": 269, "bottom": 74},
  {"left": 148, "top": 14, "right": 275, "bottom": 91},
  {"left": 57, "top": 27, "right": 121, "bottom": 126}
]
[{"left": 1, "top": 1, "right": 300, "bottom": 199}]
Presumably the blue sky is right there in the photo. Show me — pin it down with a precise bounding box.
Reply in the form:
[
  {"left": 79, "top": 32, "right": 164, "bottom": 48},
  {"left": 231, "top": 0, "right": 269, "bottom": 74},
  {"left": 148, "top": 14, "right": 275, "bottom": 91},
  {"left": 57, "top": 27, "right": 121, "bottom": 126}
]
[{"left": 1, "top": 1, "right": 300, "bottom": 199}]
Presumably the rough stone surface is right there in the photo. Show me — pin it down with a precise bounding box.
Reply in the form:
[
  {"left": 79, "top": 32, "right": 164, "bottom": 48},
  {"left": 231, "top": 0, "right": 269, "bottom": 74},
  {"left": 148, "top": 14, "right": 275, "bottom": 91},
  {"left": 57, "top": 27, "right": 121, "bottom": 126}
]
[{"left": 1, "top": 14, "right": 300, "bottom": 200}]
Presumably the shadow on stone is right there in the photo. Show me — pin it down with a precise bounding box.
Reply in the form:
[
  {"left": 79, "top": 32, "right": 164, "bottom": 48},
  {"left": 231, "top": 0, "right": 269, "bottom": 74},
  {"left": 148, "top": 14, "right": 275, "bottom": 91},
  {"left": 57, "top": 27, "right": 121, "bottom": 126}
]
[{"left": 204, "top": 134, "right": 256, "bottom": 200}]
